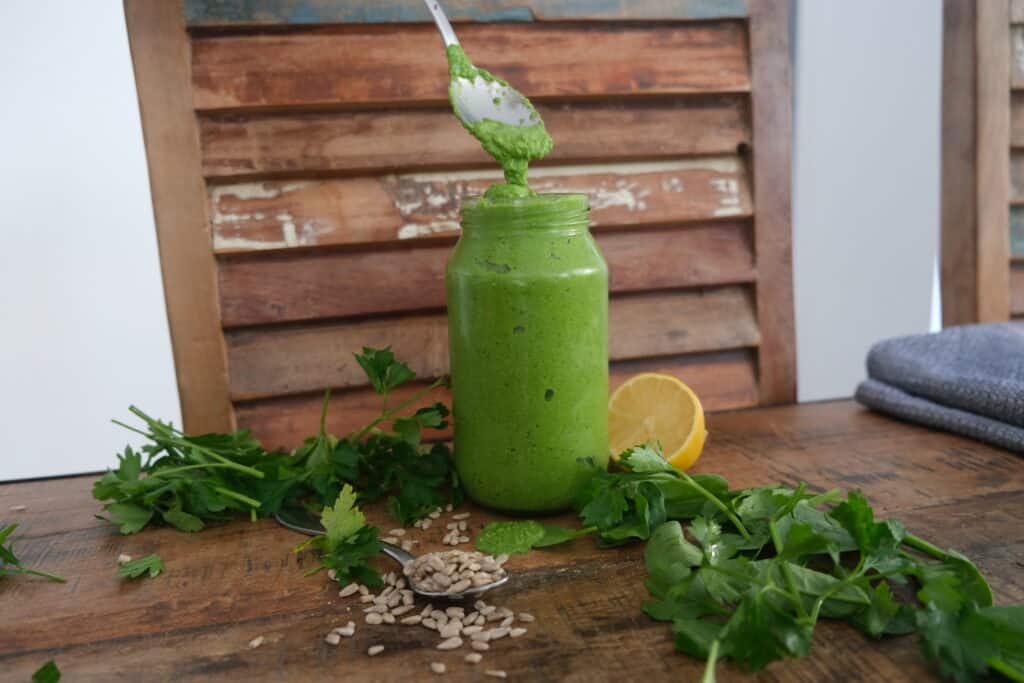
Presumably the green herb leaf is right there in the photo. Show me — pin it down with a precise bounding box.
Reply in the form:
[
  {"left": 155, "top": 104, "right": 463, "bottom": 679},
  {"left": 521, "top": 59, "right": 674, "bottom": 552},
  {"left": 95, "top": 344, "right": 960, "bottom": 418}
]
[
  {"left": 31, "top": 660, "right": 61, "bottom": 683},
  {"left": 0, "top": 524, "right": 66, "bottom": 583},
  {"left": 354, "top": 346, "right": 416, "bottom": 395},
  {"left": 118, "top": 554, "right": 165, "bottom": 579}
]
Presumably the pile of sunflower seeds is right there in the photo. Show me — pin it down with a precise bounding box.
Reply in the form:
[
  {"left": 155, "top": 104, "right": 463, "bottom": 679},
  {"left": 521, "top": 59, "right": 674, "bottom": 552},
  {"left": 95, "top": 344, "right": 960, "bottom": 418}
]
[
  {"left": 319, "top": 510, "right": 529, "bottom": 678},
  {"left": 404, "top": 549, "right": 508, "bottom": 595}
]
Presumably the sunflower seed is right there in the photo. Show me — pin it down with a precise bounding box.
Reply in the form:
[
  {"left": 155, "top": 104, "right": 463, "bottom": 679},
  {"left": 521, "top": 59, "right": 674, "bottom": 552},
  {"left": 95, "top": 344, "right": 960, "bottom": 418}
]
[
  {"left": 389, "top": 528, "right": 406, "bottom": 537},
  {"left": 382, "top": 612, "right": 396, "bottom": 624},
  {"left": 248, "top": 636, "right": 265, "bottom": 649},
  {"left": 471, "top": 641, "right": 490, "bottom": 651},
  {"left": 439, "top": 621, "right": 462, "bottom": 638},
  {"left": 500, "top": 616, "right": 514, "bottom": 628},
  {"left": 325, "top": 632, "right": 341, "bottom": 646},
  {"left": 517, "top": 613, "right": 535, "bottom": 622},
  {"left": 488, "top": 627, "right": 510, "bottom": 640},
  {"left": 437, "top": 636, "right": 463, "bottom": 650},
  {"left": 485, "top": 671, "right": 507, "bottom": 679},
  {"left": 339, "top": 583, "right": 360, "bottom": 598},
  {"left": 510, "top": 627, "right": 527, "bottom": 638},
  {"left": 401, "top": 615, "right": 422, "bottom": 625},
  {"left": 367, "top": 645, "right": 385, "bottom": 656},
  {"left": 117, "top": 554, "right": 132, "bottom": 565},
  {"left": 365, "top": 613, "right": 383, "bottom": 625},
  {"left": 465, "top": 653, "right": 483, "bottom": 663},
  {"left": 462, "top": 625, "right": 483, "bottom": 635},
  {"left": 452, "top": 512, "right": 471, "bottom": 520},
  {"left": 391, "top": 604, "right": 415, "bottom": 616},
  {"left": 430, "top": 662, "right": 447, "bottom": 674}
]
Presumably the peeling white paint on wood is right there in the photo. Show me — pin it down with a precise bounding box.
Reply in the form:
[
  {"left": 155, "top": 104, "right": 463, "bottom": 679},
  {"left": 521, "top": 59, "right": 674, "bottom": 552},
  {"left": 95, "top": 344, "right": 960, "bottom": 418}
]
[{"left": 210, "top": 155, "right": 749, "bottom": 250}]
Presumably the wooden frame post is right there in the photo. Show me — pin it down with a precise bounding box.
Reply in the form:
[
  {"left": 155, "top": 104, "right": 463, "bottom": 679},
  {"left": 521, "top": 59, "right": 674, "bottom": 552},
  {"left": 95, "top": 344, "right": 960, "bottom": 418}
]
[{"left": 124, "top": 0, "right": 234, "bottom": 432}]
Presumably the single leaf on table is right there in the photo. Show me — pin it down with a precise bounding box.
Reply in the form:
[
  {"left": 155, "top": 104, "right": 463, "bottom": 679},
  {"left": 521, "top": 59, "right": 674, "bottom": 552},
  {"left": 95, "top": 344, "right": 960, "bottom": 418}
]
[
  {"left": 475, "top": 520, "right": 591, "bottom": 555},
  {"left": 31, "top": 660, "right": 61, "bottom": 683},
  {"left": 301, "top": 486, "right": 382, "bottom": 588},
  {"left": 118, "top": 554, "right": 165, "bottom": 579}
]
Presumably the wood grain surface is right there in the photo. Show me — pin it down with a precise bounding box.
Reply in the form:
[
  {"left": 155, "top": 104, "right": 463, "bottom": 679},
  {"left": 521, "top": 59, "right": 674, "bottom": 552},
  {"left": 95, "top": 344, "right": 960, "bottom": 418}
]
[
  {"left": 975, "top": 0, "right": 1012, "bottom": 321},
  {"left": 198, "top": 96, "right": 751, "bottom": 179},
  {"left": 224, "top": 286, "right": 760, "bottom": 400},
  {"left": 208, "top": 157, "right": 752, "bottom": 253},
  {"left": 747, "top": 0, "right": 795, "bottom": 404},
  {"left": 216, "top": 222, "right": 755, "bottom": 327},
  {"left": 124, "top": 0, "right": 235, "bottom": 433},
  {"left": 190, "top": 22, "right": 751, "bottom": 110},
  {"left": 234, "top": 350, "right": 760, "bottom": 449},
  {"left": 184, "top": 0, "right": 749, "bottom": 26},
  {"left": 2, "top": 401, "right": 1022, "bottom": 682}
]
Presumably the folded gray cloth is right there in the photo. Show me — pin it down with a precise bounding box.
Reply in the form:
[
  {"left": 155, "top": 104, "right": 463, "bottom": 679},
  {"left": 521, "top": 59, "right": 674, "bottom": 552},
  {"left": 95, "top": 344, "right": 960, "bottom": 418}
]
[{"left": 855, "top": 322, "right": 1024, "bottom": 452}]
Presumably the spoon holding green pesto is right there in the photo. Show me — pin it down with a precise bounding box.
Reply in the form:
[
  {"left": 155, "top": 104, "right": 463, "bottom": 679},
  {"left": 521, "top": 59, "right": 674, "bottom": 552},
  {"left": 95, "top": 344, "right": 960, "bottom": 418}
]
[{"left": 423, "top": 0, "right": 553, "bottom": 198}]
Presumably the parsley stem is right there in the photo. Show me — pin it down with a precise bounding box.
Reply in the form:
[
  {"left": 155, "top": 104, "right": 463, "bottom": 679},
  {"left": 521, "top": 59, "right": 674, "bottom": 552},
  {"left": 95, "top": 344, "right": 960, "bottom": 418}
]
[
  {"left": 349, "top": 377, "right": 447, "bottom": 442},
  {"left": 147, "top": 463, "right": 264, "bottom": 478},
  {"left": 769, "top": 518, "right": 809, "bottom": 619},
  {"left": 701, "top": 639, "right": 721, "bottom": 683},
  {"left": 677, "top": 471, "right": 751, "bottom": 541},
  {"left": 901, "top": 533, "right": 947, "bottom": 561},
  {"left": 17, "top": 567, "right": 67, "bottom": 583},
  {"left": 212, "top": 486, "right": 262, "bottom": 509}
]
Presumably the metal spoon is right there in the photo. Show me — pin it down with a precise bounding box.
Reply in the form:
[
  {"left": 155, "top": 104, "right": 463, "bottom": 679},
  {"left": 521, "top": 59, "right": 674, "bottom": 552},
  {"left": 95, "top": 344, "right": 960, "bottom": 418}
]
[
  {"left": 275, "top": 507, "right": 510, "bottom": 600},
  {"left": 422, "top": 0, "right": 536, "bottom": 128}
]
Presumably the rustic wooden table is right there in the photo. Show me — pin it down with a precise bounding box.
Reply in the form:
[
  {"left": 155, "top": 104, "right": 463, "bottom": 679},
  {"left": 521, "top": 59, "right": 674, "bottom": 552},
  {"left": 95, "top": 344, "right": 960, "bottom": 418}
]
[{"left": 1, "top": 400, "right": 1022, "bottom": 682}]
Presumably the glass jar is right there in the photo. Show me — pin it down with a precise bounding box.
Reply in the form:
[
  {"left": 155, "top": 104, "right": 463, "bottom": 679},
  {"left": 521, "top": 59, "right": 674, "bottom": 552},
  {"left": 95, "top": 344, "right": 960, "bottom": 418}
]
[{"left": 446, "top": 193, "right": 609, "bottom": 513}]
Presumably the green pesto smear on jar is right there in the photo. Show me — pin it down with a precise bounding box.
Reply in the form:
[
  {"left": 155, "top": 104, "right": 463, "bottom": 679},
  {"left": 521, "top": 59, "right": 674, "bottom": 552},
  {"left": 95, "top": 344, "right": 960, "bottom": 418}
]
[{"left": 445, "top": 44, "right": 553, "bottom": 201}]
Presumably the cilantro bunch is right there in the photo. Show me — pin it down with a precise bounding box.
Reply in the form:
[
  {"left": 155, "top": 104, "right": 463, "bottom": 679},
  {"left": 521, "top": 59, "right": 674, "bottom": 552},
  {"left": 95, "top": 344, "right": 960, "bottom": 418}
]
[{"left": 477, "top": 446, "right": 1024, "bottom": 683}]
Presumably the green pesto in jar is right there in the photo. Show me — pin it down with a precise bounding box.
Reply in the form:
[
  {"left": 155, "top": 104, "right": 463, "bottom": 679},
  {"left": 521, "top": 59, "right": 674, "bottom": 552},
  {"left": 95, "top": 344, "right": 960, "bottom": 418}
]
[{"left": 446, "top": 194, "right": 609, "bottom": 512}]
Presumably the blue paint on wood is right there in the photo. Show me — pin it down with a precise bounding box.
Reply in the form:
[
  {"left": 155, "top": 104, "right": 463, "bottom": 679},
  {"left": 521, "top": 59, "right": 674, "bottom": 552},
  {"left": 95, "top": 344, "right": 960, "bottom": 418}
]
[{"left": 185, "top": 0, "right": 748, "bottom": 26}]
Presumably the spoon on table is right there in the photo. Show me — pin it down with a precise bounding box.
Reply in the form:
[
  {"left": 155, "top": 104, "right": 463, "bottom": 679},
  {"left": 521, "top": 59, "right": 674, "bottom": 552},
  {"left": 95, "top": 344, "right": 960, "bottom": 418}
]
[
  {"left": 422, "top": 0, "right": 537, "bottom": 128},
  {"left": 275, "top": 507, "right": 510, "bottom": 600}
]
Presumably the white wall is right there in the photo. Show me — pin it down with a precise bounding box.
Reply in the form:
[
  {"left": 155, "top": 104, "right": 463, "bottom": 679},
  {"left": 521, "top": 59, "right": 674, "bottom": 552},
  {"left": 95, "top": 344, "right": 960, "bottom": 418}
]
[
  {"left": 792, "top": 0, "right": 943, "bottom": 401},
  {"left": 0, "top": 1, "right": 180, "bottom": 480},
  {"left": 0, "top": 1, "right": 944, "bottom": 478}
]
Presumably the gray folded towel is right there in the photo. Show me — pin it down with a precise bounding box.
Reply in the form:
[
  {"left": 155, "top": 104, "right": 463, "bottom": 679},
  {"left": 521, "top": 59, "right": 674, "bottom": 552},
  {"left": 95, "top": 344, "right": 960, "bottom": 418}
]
[{"left": 855, "top": 322, "right": 1024, "bottom": 452}]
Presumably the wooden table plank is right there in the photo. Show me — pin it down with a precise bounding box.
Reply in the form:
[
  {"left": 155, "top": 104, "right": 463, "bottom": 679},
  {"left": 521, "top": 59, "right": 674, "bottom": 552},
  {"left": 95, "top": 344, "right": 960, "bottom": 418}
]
[{"left": 1, "top": 400, "right": 1022, "bottom": 682}]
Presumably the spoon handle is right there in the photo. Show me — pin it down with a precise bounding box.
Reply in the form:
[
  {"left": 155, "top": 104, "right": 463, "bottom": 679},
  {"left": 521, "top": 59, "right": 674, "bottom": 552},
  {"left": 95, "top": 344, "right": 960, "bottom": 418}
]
[
  {"left": 423, "top": 0, "right": 460, "bottom": 47},
  {"left": 379, "top": 542, "right": 416, "bottom": 567}
]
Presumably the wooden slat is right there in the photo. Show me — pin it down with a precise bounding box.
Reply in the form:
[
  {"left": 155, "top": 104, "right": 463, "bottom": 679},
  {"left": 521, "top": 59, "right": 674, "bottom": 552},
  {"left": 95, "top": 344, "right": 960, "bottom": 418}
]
[
  {"left": 1013, "top": 264, "right": 1024, "bottom": 315},
  {"left": 1013, "top": 207, "right": 1024, "bottom": 255},
  {"left": 124, "top": 0, "right": 234, "bottom": 433},
  {"left": 234, "top": 349, "right": 759, "bottom": 449},
  {"left": 218, "top": 221, "right": 755, "bottom": 327},
  {"left": 977, "top": 0, "right": 1012, "bottom": 320},
  {"left": 1011, "top": 92, "right": 1024, "bottom": 147},
  {"left": 210, "top": 158, "right": 751, "bottom": 253},
  {"left": 1013, "top": 25, "right": 1024, "bottom": 90},
  {"left": 198, "top": 97, "right": 751, "bottom": 179},
  {"left": 184, "top": 0, "right": 749, "bottom": 26},
  {"left": 191, "top": 23, "right": 751, "bottom": 111},
  {"left": 1011, "top": 151, "right": 1024, "bottom": 202},
  {"left": 226, "top": 286, "right": 760, "bottom": 400},
  {"left": 747, "top": 0, "right": 795, "bottom": 403}
]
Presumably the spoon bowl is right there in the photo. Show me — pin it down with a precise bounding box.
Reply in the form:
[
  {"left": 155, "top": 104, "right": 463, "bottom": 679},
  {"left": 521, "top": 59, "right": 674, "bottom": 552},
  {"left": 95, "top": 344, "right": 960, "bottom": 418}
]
[
  {"left": 423, "top": 0, "right": 536, "bottom": 129},
  {"left": 274, "top": 507, "right": 510, "bottom": 601}
]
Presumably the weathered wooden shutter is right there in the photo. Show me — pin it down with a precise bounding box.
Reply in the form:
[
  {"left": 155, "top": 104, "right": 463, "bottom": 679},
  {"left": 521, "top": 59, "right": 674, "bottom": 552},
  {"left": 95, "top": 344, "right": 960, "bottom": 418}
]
[{"left": 126, "top": 0, "right": 795, "bottom": 447}]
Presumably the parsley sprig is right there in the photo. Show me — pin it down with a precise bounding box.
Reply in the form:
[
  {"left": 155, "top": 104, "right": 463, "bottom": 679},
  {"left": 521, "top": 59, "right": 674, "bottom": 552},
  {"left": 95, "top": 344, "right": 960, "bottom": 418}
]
[
  {"left": 295, "top": 484, "right": 382, "bottom": 588},
  {"left": 476, "top": 445, "right": 1024, "bottom": 683}
]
